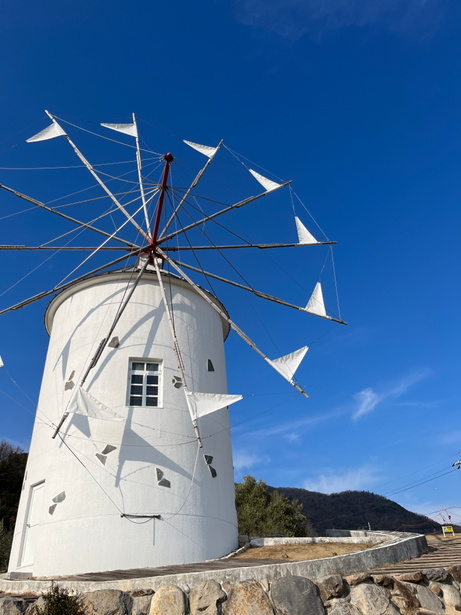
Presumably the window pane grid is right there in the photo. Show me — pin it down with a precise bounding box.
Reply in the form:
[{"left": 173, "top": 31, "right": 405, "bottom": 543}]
[{"left": 129, "top": 360, "right": 161, "bottom": 407}]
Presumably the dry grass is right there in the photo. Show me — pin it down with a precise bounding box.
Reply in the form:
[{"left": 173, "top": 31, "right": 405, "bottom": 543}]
[{"left": 233, "top": 542, "right": 378, "bottom": 562}]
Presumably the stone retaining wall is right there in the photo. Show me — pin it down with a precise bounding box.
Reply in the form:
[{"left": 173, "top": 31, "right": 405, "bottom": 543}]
[
  {"left": 2, "top": 565, "right": 461, "bottom": 615},
  {"left": 0, "top": 532, "right": 427, "bottom": 596},
  {"left": 250, "top": 536, "right": 388, "bottom": 547},
  {"left": 326, "top": 530, "right": 390, "bottom": 538}
]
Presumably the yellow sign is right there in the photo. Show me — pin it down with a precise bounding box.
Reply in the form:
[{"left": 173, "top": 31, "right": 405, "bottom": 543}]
[{"left": 443, "top": 526, "right": 454, "bottom": 533}]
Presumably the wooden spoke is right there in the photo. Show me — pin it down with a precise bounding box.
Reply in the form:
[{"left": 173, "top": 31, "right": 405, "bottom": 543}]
[
  {"left": 169, "top": 258, "right": 347, "bottom": 325},
  {"left": 157, "top": 182, "right": 291, "bottom": 245},
  {"left": 162, "top": 241, "right": 336, "bottom": 251}
]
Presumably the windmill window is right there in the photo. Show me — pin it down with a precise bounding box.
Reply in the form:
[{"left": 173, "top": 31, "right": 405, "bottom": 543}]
[{"left": 129, "top": 361, "right": 162, "bottom": 407}]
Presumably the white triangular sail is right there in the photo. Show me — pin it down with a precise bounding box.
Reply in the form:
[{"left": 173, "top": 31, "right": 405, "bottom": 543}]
[
  {"left": 295, "top": 217, "right": 317, "bottom": 245},
  {"left": 101, "top": 123, "right": 138, "bottom": 138},
  {"left": 185, "top": 391, "right": 242, "bottom": 420},
  {"left": 0, "top": 356, "right": 3, "bottom": 368},
  {"left": 68, "top": 386, "right": 124, "bottom": 421},
  {"left": 305, "top": 282, "right": 327, "bottom": 318},
  {"left": 26, "top": 122, "right": 67, "bottom": 143},
  {"left": 249, "top": 169, "right": 281, "bottom": 193},
  {"left": 183, "top": 140, "right": 219, "bottom": 159},
  {"left": 266, "top": 346, "right": 308, "bottom": 382}
]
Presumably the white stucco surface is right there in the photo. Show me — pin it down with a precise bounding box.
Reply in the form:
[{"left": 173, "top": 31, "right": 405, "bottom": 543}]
[{"left": 8, "top": 269, "right": 238, "bottom": 577}]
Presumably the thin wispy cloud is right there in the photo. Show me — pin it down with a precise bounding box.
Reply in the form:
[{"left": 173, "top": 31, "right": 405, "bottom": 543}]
[
  {"left": 352, "top": 369, "right": 430, "bottom": 420},
  {"left": 233, "top": 450, "right": 263, "bottom": 472},
  {"left": 353, "top": 388, "right": 380, "bottom": 420},
  {"left": 243, "top": 408, "right": 343, "bottom": 439},
  {"left": 392, "top": 400, "right": 443, "bottom": 409},
  {"left": 389, "top": 371, "right": 430, "bottom": 397},
  {"left": 233, "top": 0, "right": 452, "bottom": 42},
  {"left": 303, "top": 465, "right": 380, "bottom": 494}
]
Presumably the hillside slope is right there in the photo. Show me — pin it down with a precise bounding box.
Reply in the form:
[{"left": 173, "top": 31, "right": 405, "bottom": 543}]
[{"left": 273, "top": 487, "right": 441, "bottom": 534}]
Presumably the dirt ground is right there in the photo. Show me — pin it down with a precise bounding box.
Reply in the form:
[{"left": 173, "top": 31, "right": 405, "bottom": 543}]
[
  {"left": 233, "top": 541, "right": 378, "bottom": 562},
  {"left": 426, "top": 533, "right": 461, "bottom": 545}
]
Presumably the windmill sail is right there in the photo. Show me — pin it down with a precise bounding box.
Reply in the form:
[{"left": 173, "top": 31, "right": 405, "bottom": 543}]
[
  {"left": 184, "top": 140, "right": 219, "bottom": 159},
  {"left": 249, "top": 169, "right": 282, "bottom": 192},
  {"left": 266, "top": 346, "right": 308, "bottom": 382},
  {"left": 305, "top": 282, "right": 327, "bottom": 318},
  {"left": 68, "top": 386, "right": 124, "bottom": 421},
  {"left": 100, "top": 123, "right": 138, "bottom": 138},
  {"left": 295, "top": 217, "right": 317, "bottom": 245},
  {"left": 27, "top": 122, "right": 67, "bottom": 143},
  {"left": 185, "top": 391, "right": 242, "bottom": 420}
]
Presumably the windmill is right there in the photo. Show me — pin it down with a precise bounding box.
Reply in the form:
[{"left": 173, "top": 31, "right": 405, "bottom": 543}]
[{"left": 1, "top": 112, "right": 346, "bottom": 577}]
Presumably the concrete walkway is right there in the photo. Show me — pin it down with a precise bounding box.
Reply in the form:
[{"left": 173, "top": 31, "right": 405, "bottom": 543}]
[
  {"left": 370, "top": 534, "right": 461, "bottom": 574},
  {"left": 55, "top": 557, "right": 290, "bottom": 582},
  {"left": 56, "top": 534, "right": 457, "bottom": 583}
]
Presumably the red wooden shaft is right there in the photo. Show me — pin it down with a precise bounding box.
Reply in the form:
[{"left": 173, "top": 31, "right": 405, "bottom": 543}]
[{"left": 152, "top": 153, "right": 174, "bottom": 244}]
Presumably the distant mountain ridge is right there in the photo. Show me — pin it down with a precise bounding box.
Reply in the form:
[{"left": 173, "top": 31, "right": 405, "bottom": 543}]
[{"left": 271, "top": 487, "right": 442, "bottom": 535}]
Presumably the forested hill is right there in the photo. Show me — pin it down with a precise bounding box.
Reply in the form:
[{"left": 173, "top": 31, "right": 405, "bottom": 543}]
[{"left": 272, "top": 487, "right": 441, "bottom": 535}]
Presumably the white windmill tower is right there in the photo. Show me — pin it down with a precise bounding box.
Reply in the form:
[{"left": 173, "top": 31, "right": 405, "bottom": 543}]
[{"left": 1, "top": 112, "right": 346, "bottom": 578}]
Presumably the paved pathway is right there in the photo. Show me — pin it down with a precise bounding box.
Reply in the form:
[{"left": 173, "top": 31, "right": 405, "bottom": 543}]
[
  {"left": 31, "top": 534, "right": 461, "bottom": 583},
  {"left": 57, "top": 557, "right": 290, "bottom": 582},
  {"left": 370, "top": 535, "right": 461, "bottom": 575}
]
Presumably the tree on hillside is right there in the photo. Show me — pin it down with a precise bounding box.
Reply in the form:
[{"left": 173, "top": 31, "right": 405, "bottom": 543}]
[
  {"left": 0, "top": 521, "right": 13, "bottom": 571},
  {"left": 235, "top": 475, "right": 315, "bottom": 537},
  {"left": 0, "top": 440, "right": 28, "bottom": 530},
  {"left": 0, "top": 440, "right": 28, "bottom": 570}
]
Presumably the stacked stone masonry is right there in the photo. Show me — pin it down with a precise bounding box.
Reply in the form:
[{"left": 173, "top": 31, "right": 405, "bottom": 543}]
[{"left": 2, "top": 566, "right": 461, "bottom": 615}]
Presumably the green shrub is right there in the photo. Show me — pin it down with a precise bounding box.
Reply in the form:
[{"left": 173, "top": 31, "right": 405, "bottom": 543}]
[{"left": 33, "top": 584, "right": 87, "bottom": 615}]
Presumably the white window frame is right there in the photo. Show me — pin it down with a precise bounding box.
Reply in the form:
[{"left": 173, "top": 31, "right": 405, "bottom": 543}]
[{"left": 128, "top": 359, "right": 163, "bottom": 408}]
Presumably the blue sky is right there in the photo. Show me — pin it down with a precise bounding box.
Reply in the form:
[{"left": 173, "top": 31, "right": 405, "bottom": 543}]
[{"left": 0, "top": 0, "right": 460, "bottom": 527}]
